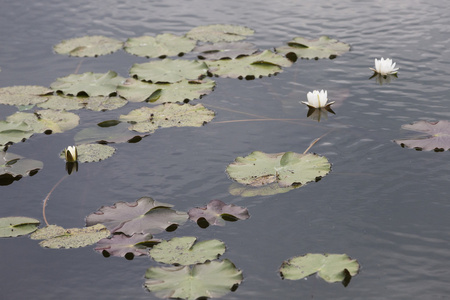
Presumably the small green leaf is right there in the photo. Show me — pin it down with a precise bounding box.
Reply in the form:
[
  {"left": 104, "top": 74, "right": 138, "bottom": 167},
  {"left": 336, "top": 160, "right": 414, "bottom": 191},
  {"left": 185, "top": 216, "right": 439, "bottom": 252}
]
[
  {"left": 0, "top": 121, "right": 34, "bottom": 147},
  {"left": 187, "top": 24, "right": 254, "bottom": 43},
  {"left": 0, "top": 216, "right": 40, "bottom": 237},
  {"left": 59, "top": 143, "right": 115, "bottom": 163},
  {"left": 6, "top": 109, "right": 79, "bottom": 134},
  {"left": 275, "top": 36, "right": 350, "bottom": 60},
  {"left": 53, "top": 35, "right": 123, "bottom": 57},
  {"left": 124, "top": 34, "right": 196, "bottom": 58}
]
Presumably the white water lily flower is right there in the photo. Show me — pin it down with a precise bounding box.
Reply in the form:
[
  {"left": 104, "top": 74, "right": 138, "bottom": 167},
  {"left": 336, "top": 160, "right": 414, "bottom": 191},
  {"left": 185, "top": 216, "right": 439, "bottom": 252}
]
[
  {"left": 370, "top": 57, "right": 399, "bottom": 75},
  {"left": 64, "top": 146, "right": 78, "bottom": 162},
  {"left": 301, "top": 90, "right": 334, "bottom": 108}
]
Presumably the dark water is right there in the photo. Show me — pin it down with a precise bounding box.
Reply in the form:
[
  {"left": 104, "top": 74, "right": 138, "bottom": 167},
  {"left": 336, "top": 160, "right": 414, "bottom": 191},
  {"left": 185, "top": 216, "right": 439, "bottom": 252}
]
[{"left": 1, "top": 0, "right": 450, "bottom": 299}]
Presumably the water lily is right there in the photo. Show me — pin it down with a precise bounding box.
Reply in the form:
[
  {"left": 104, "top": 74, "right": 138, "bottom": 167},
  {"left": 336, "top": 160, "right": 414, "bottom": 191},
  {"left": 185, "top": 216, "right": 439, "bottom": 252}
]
[
  {"left": 64, "top": 146, "right": 78, "bottom": 162},
  {"left": 370, "top": 57, "right": 399, "bottom": 75},
  {"left": 301, "top": 90, "right": 334, "bottom": 108}
]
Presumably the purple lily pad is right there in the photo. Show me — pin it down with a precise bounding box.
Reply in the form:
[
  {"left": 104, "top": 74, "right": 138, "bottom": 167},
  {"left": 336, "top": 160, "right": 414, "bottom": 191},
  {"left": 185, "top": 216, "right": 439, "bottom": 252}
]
[
  {"left": 394, "top": 120, "right": 450, "bottom": 151},
  {"left": 95, "top": 233, "right": 160, "bottom": 259},
  {"left": 188, "top": 200, "right": 249, "bottom": 227}
]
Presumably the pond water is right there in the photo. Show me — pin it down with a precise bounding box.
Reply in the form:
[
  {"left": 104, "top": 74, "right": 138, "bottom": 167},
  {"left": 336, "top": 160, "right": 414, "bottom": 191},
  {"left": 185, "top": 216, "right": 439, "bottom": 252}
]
[{"left": 1, "top": 0, "right": 450, "bottom": 299}]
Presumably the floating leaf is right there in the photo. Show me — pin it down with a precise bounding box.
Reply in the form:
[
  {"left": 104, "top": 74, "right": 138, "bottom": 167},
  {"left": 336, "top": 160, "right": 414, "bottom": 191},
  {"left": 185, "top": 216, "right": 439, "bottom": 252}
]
[
  {"left": 0, "top": 152, "right": 43, "bottom": 185},
  {"left": 95, "top": 233, "right": 160, "bottom": 259},
  {"left": 117, "top": 78, "right": 215, "bottom": 103},
  {"left": 275, "top": 36, "right": 350, "bottom": 60},
  {"left": 85, "top": 197, "right": 188, "bottom": 236},
  {"left": 206, "top": 50, "right": 293, "bottom": 79},
  {"left": 394, "top": 120, "right": 450, "bottom": 151},
  {"left": 145, "top": 259, "right": 243, "bottom": 299},
  {"left": 50, "top": 71, "right": 125, "bottom": 97},
  {"left": 0, "top": 86, "right": 52, "bottom": 106},
  {"left": 59, "top": 143, "right": 115, "bottom": 163},
  {"left": 149, "top": 237, "right": 226, "bottom": 265},
  {"left": 53, "top": 35, "right": 123, "bottom": 57},
  {"left": 6, "top": 109, "right": 79, "bottom": 134},
  {"left": 279, "top": 253, "right": 359, "bottom": 285},
  {"left": 84, "top": 96, "right": 128, "bottom": 111},
  {"left": 228, "top": 182, "right": 295, "bottom": 197},
  {"left": 195, "top": 42, "right": 257, "bottom": 60},
  {"left": 129, "top": 59, "right": 209, "bottom": 83},
  {"left": 119, "top": 103, "right": 215, "bottom": 133},
  {"left": 187, "top": 24, "right": 254, "bottom": 43},
  {"left": 0, "top": 216, "right": 40, "bottom": 237},
  {"left": 38, "top": 94, "right": 127, "bottom": 111},
  {"left": 226, "top": 151, "right": 331, "bottom": 188},
  {"left": 31, "top": 224, "right": 110, "bottom": 249},
  {"left": 74, "top": 122, "right": 147, "bottom": 144},
  {"left": 0, "top": 121, "right": 34, "bottom": 147},
  {"left": 124, "top": 34, "right": 197, "bottom": 58},
  {"left": 188, "top": 200, "right": 249, "bottom": 226}
]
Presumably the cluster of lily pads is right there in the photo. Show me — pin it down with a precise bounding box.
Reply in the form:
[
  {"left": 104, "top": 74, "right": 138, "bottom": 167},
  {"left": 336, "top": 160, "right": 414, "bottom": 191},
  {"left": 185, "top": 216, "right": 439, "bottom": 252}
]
[{"left": 11, "top": 23, "right": 448, "bottom": 298}]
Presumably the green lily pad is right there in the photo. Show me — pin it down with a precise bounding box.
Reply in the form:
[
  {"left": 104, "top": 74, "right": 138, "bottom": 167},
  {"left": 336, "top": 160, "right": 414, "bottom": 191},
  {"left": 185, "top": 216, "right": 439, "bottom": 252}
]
[
  {"left": 228, "top": 182, "right": 296, "bottom": 197},
  {"left": 188, "top": 200, "right": 249, "bottom": 227},
  {"left": 117, "top": 78, "right": 215, "bottom": 103},
  {"left": 0, "top": 152, "right": 43, "bottom": 185},
  {"left": 145, "top": 259, "right": 243, "bottom": 300},
  {"left": 195, "top": 42, "right": 257, "bottom": 60},
  {"left": 226, "top": 151, "right": 331, "bottom": 188},
  {"left": 6, "top": 109, "right": 79, "bottom": 134},
  {"left": 150, "top": 237, "right": 226, "bottom": 265},
  {"left": 0, "top": 216, "right": 40, "bottom": 237},
  {"left": 38, "top": 94, "right": 127, "bottom": 111},
  {"left": 124, "top": 34, "right": 197, "bottom": 58},
  {"left": 59, "top": 143, "right": 115, "bottom": 163},
  {"left": 53, "top": 35, "right": 123, "bottom": 57},
  {"left": 50, "top": 71, "right": 125, "bottom": 97},
  {"left": 394, "top": 120, "right": 450, "bottom": 151},
  {"left": 129, "top": 58, "right": 209, "bottom": 83},
  {"left": 0, "top": 85, "right": 52, "bottom": 106},
  {"left": 31, "top": 224, "right": 110, "bottom": 249},
  {"left": 0, "top": 121, "right": 34, "bottom": 147},
  {"left": 187, "top": 24, "right": 254, "bottom": 43},
  {"left": 275, "top": 36, "right": 351, "bottom": 60},
  {"left": 206, "top": 50, "right": 293, "bottom": 79},
  {"left": 95, "top": 233, "right": 160, "bottom": 259},
  {"left": 85, "top": 197, "right": 188, "bottom": 236},
  {"left": 279, "top": 253, "right": 360, "bottom": 285},
  {"left": 119, "top": 103, "right": 215, "bottom": 133},
  {"left": 74, "top": 122, "right": 147, "bottom": 144}
]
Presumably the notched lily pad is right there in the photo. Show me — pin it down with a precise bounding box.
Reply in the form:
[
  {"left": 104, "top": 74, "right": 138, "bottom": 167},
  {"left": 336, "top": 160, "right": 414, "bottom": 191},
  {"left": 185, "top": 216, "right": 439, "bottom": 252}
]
[
  {"left": 150, "top": 236, "right": 226, "bottom": 265},
  {"left": 74, "top": 122, "right": 147, "bottom": 144},
  {"left": 124, "top": 34, "right": 197, "bottom": 58},
  {"left": 30, "top": 224, "right": 110, "bottom": 249},
  {"left": 195, "top": 42, "right": 257, "bottom": 60},
  {"left": 6, "top": 109, "right": 79, "bottom": 134},
  {"left": 53, "top": 35, "right": 123, "bottom": 57},
  {"left": 85, "top": 197, "right": 188, "bottom": 236},
  {"left": 129, "top": 59, "right": 209, "bottom": 83},
  {"left": 117, "top": 78, "right": 215, "bottom": 104},
  {"left": 0, "top": 86, "right": 52, "bottom": 106},
  {"left": 145, "top": 259, "right": 243, "bottom": 299},
  {"left": 0, "top": 216, "right": 40, "bottom": 237},
  {"left": 279, "top": 253, "right": 360, "bottom": 286},
  {"left": 50, "top": 71, "right": 125, "bottom": 97},
  {"left": 228, "top": 182, "right": 296, "bottom": 197},
  {"left": 95, "top": 233, "right": 160, "bottom": 259},
  {"left": 394, "top": 120, "right": 450, "bottom": 151},
  {"left": 38, "top": 94, "right": 127, "bottom": 111},
  {"left": 119, "top": 103, "right": 215, "bottom": 133},
  {"left": 59, "top": 143, "right": 115, "bottom": 163},
  {"left": 206, "top": 50, "right": 293, "bottom": 79},
  {"left": 226, "top": 151, "right": 331, "bottom": 188},
  {"left": 188, "top": 200, "right": 249, "bottom": 227},
  {"left": 0, "top": 121, "right": 34, "bottom": 147},
  {"left": 276, "top": 36, "right": 350, "bottom": 60},
  {"left": 0, "top": 152, "right": 43, "bottom": 185},
  {"left": 187, "top": 24, "right": 255, "bottom": 43}
]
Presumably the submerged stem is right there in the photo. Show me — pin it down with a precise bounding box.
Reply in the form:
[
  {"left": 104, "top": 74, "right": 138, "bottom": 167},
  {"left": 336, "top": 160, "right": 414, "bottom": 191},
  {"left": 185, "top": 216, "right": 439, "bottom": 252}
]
[
  {"left": 42, "top": 175, "right": 68, "bottom": 226},
  {"left": 303, "top": 130, "right": 333, "bottom": 154}
]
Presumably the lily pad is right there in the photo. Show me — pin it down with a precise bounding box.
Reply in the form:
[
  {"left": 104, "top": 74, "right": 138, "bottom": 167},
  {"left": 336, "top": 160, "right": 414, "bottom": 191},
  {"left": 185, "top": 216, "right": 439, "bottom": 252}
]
[
  {"left": 279, "top": 253, "right": 359, "bottom": 285},
  {"left": 187, "top": 24, "right": 255, "bottom": 43},
  {"left": 85, "top": 197, "right": 188, "bottom": 236},
  {"left": 74, "top": 122, "right": 147, "bottom": 144},
  {"left": 59, "top": 143, "right": 115, "bottom": 163},
  {"left": 0, "top": 121, "right": 34, "bottom": 147},
  {"left": 95, "top": 233, "right": 160, "bottom": 259},
  {"left": 31, "top": 224, "right": 110, "bottom": 249},
  {"left": 394, "top": 120, "right": 450, "bottom": 151},
  {"left": 206, "top": 50, "right": 293, "bottom": 79},
  {"left": 119, "top": 103, "right": 215, "bottom": 133},
  {"left": 53, "top": 35, "right": 123, "bottom": 57},
  {"left": 0, "top": 216, "right": 40, "bottom": 237},
  {"left": 117, "top": 78, "right": 215, "bottom": 103},
  {"left": 0, "top": 152, "right": 43, "bottom": 185},
  {"left": 275, "top": 36, "right": 351, "bottom": 60},
  {"left": 38, "top": 94, "right": 127, "bottom": 111},
  {"left": 124, "top": 34, "right": 197, "bottom": 58},
  {"left": 195, "top": 42, "right": 257, "bottom": 60},
  {"left": 129, "top": 58, "right": 209, "bottom": 83},
  {"left": 228, "top": 182, "right": 296, "bottom": 197},
  {"left": 226, "top": 151, "right": 331, "bottom": 188},
  {"left": 50, "top": 71, "right": 125, "bottom": 97},
  {"left": 188, "top": 200, "right": 249, "bottom": 226},
  {"left": 0, "top": 85, "right": 52, "bottom": 106},
  {"left": 150, "top": 237, "right": 226, "bottom": 265},
  {"left": 6, "top": 109, "right": 79, "bottom": 134},
  {"left": 145, "top": 259, "right": 243, "bottom": 299}
]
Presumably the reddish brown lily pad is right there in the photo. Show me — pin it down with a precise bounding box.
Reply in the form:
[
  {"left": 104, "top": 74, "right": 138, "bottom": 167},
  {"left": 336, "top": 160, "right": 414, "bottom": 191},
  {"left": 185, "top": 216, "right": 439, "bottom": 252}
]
[
  {"left": 394, "top": 120, "right": 450, "bottom": 151},
  {"left": 188, "top": 200, "right": 249, "bottom": 227}
]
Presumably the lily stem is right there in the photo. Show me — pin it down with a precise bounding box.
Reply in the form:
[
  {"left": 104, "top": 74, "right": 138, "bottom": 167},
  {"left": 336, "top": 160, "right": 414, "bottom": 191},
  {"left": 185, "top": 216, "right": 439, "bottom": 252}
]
[{"left": 42, "top": 174, "right": 68, "bottom": 226}]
